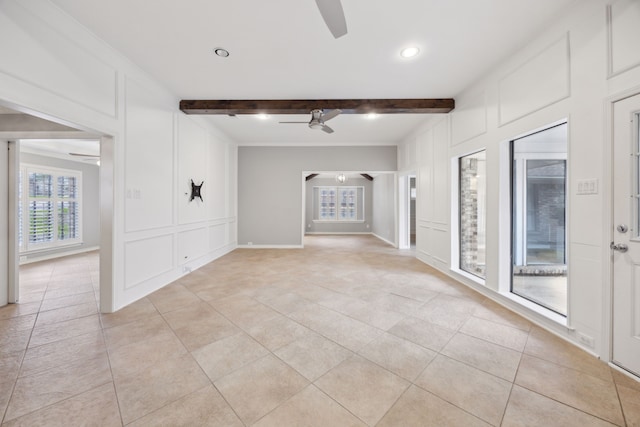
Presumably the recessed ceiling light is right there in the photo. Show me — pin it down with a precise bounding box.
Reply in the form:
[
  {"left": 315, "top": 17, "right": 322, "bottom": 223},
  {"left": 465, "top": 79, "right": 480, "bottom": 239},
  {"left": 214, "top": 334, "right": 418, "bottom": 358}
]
[
  {"left": 400, "top": 47, "right": 420, "bottom": 58},
  {"left": 214, "top": 47, "right": 230, "bottom": 57},
  {"left": 366, "top": 113, "right": 378, "bottom": 120},
  {"left": 257, "top": 113, "right": 269, "bottom": 120}
]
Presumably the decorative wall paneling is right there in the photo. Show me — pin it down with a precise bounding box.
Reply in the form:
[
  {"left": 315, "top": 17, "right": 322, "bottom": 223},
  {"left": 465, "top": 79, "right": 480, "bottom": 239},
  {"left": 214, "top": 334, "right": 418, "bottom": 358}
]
[
  {"left": 607, "top": 0, "right": 640, "bottom": 77},
  {"left": 451, "top": 90, "right": 487, "bottom": 146},
  {"left": 124, "top": 77, "right": 175, "bottom": 233},
  {"left": 124, "top": 234, "right": 174, "bottom": 289},
  {"left": 0, "top": 0, "right": 117, "bottom": 118},
  {"left": 498, "top": 34, "right": 571, "bottom": 126},
  {"left": 0, "top": 0, "right": 237, "bottom": 311}
]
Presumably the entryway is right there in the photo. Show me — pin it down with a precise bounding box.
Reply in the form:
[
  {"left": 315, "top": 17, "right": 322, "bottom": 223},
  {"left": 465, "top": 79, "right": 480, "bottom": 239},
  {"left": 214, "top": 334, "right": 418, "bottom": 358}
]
[
  {"left": 399, "top": 173, "right": 416, "bottom": 250},
  {"left": 612, "top": 92, "right": 640, "bottom": 377},
  {"left": 0, "top": 102, "right": 114, "bottom": 313}
]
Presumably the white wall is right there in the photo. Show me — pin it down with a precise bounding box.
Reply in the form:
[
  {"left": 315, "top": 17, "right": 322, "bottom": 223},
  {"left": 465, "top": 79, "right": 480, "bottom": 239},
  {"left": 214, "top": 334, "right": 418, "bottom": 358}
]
[
  {"left": 0, "top": 141, "right": 8, "bottom": 306},
  {"left": 399, "top": 116, "right": 451, "bottom": 268},
  {"left": 399, "top": 0, "right": 640, "bottom": 360},
  {"left": 372, "top": 173, "right": 397, "bottom": 246},
  {"left": 0, "top": 0, "right": 237, "bottom": 311}
]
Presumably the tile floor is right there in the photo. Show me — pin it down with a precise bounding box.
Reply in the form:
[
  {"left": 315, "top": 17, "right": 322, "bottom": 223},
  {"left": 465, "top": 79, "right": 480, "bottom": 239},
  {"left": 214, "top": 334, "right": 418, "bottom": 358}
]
[{"left": 0, "top": 235, "right": 638, "bottom": 426}]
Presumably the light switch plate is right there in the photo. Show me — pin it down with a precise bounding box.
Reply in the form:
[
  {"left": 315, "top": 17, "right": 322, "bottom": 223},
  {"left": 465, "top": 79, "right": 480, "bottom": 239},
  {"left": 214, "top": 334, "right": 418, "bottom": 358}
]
[{"left": 577, "top": 179, "right": 598, "bottom": 195}]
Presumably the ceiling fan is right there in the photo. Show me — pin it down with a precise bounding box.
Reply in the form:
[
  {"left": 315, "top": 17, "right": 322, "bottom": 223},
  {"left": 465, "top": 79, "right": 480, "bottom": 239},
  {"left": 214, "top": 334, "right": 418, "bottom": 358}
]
[
  {"left": 315, "top": 0, "right": 347, "bottom": 39},
  {"left": 279, "top": 109, "right": 342, "bottom": 133}
]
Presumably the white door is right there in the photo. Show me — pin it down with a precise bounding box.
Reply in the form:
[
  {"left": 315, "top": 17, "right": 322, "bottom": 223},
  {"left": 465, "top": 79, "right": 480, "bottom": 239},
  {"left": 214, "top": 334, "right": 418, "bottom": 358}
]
[{"left": 612, "top": 93, "right": 640, "bottom": 376}]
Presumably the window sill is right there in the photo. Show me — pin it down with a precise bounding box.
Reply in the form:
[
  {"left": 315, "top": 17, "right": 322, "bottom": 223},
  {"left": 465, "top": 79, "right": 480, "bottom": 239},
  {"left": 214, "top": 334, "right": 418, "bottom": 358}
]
[
  {"left": 20, "top": 241, "right": 83, "bottom": 255},
  {"left": 501, "top": 291, "right": 567, "bottom": 325},
  {"left": 450, "top": 267, "right": 486, "bottom": 286}
]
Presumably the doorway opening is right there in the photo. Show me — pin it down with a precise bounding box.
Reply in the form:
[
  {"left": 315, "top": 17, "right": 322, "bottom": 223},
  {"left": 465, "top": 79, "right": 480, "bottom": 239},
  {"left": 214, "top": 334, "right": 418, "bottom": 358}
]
[
  {"left": 398, "top": 174, "right": 416, "bottom": 250},
  {"left": 0, "top": 103, "right": 114, "bottom": 313},
  {"left": 611, "top": 92, "right": 640, "bottom": 378}
]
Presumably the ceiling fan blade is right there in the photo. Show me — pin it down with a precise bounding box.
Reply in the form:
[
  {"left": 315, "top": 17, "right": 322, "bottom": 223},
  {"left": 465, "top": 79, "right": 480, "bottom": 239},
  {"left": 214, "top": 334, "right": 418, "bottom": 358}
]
[
  {"left": 321, "top": 124, "right": 334, "bottom": 134},
  {"left": 68, "top": 152, "right": 100, "bottom": 157},
  {"left": 315, "top": 0, "right": 347, "bottom": 39},
  {"left": 322, "top": 109, "right": 342, "bottom": 122}
]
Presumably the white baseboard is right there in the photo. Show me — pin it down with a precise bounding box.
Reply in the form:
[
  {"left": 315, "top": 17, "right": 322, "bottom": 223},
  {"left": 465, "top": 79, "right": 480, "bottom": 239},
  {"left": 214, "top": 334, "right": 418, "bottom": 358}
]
[
  {"left": 305, "top": 232, "right": 373, "bottom": 235},
  {"left": 19, "top": 246, "right": 100, "bottom": 265},
  {"left": 372, "top": 233, "right": 397, "bottom": 247},
  {"left": 237, "top": 244, "right": 303, "bottom": 249}
]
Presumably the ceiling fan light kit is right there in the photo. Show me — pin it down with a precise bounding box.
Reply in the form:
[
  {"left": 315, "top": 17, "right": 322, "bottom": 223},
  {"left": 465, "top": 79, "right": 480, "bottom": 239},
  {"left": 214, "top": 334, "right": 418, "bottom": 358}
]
[{"left": 280, "top": 108, "right": 342, "bottom": 134}]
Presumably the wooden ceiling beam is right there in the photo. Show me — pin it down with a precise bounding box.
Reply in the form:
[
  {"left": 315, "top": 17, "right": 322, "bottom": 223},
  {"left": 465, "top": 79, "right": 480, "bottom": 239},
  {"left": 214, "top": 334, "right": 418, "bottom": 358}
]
[{"left": 179, "top": 98, "right": 454, "bottom": 115}]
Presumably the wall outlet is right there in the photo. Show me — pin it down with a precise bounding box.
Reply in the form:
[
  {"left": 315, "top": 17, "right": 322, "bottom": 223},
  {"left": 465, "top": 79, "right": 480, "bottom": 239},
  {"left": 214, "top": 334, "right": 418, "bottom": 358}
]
[
  {"left": 577, "top": 332, "right": 595, "bottom": 348},
  {"left": 366, "top": 224, "right": 370, "bottom": 229},
  {"left": 247, "top": 242, "right": 253, "bottom": 246},
  {"left": 308, "top": 224, "right": 311, "bottom": 229},
  {"left": 182, "top": 266, "right": 192, "bottom": 274}
]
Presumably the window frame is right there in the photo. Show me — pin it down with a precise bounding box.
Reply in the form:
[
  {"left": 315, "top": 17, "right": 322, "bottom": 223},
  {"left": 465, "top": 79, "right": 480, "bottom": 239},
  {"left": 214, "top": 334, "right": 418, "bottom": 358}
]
[
  {"left": 457, "top": 149, "right": 487, "bottom": 280},
  {"left": 509, "top": 121, "right": 568, "bottom": 317},
  {"left": 312, "top": 186, "right": 365, "bottom": 223},
  {"left": 20, "top": 164, "right": 83, "bottom": 253}
]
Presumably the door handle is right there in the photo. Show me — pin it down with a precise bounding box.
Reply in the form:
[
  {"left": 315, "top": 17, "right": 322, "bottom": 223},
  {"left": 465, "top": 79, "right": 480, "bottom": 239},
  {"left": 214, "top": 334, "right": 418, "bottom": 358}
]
[{"left": 611, "top": 242, "right": 629, "bottom": 253}]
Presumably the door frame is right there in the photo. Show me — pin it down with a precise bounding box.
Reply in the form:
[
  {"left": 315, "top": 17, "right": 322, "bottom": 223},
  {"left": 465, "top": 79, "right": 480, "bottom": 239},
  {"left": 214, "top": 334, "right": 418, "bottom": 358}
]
[
  {"left": 7, "top": 141, "right": 19, "bottom": 303},
  {"left": 604, "top": 86, "right": 640, "bottom": 369},
  {"left": 398, "top": 171, "right": 416, "bottom": 250},
  {"left": 0, "top": 101, "right": 115, "bottom": 313}
]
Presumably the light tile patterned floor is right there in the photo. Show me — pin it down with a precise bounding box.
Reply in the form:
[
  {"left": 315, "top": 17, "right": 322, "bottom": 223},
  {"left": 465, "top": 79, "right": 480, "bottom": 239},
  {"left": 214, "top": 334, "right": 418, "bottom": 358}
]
[{"left": 1, "top": 235, "right": 638, "bottom": 426}]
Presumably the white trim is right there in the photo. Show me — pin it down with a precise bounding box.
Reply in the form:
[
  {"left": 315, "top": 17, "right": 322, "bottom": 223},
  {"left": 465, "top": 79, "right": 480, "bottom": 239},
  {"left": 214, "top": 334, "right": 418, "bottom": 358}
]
[
  {"left": 301, "top": 172, "right": 306, "bottom": 247},
  {"left": 424, "top": 256, "right": 595, "bottom": 355},
  {"left": 306, "top": 232, "right": 372, "bottom": 235},
  {"left": 606, "top": 4, "right": 640, "bottom": 79},
  {"left": 20, "top": 163, "right": 83, "bottom": 252},
  {"left": 498, "top": 119, "right": 570, "bottom": 318},
  {"left": 312, "top": 185, "right": 364, "bottom": 222},
  {"left": 603, "top": 87, "right": 640, "bottom": 369},
  {"left": 312, "top": 220, "right": 365, "bottom": 224},
  {"left": 450, "top": 267, "right": 485, "bottom": 286},
  {"left": 373, "top": 233, "right": 396, "bottom": 247},
  {"left": 19, "top": 245, "right": 99, "bottom": 265},
  {"left": 501, "top": 290, "right": 568, "bottom": 326},
  {"left": 237, "top": 244, "right": 304, "bottom": 249},
  {"left": 609, "top": 362, "right": 640, "bottom": 382},
  {"left": 8, "top": 141, "right": 19, "bottom": 304}
]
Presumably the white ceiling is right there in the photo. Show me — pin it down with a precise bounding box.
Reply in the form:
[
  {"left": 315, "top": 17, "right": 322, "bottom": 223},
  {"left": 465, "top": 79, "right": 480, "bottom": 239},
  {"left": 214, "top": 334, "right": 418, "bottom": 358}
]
[{"left": 49, "top": 0, "right": 576, "bottom": 145}]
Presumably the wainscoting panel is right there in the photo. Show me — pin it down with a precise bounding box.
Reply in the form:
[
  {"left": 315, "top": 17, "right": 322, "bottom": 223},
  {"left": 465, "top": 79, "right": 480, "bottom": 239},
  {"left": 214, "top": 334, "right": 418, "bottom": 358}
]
[
  {"left": 451, "top": 90, "right": 487, "bottom": 146},
  {"left": 607, "top": 0, "right": 640, "bottom": 77},
  {"left": 124, "top": 77, "right": 174, "bottom": 233},
  {"left": 124, "top": 234, "right": 174, "bottom": 290},
  {"left": 178, "top": 227, "right": 209, "bottom": 266}
]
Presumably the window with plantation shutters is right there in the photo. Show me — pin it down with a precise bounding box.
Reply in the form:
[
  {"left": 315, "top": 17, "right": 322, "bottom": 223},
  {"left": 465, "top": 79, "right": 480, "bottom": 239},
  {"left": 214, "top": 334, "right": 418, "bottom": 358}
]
[
  {"left": 19, "top": 165, "right": 82, "bottom": 252},
  {"left": 312, "top": 186, "right": 364, "bottom": 222}
]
